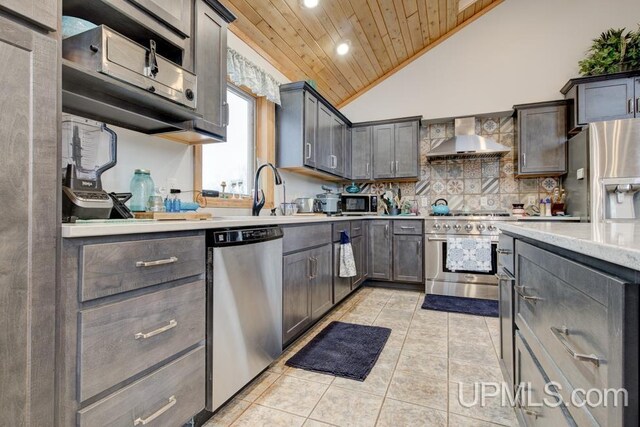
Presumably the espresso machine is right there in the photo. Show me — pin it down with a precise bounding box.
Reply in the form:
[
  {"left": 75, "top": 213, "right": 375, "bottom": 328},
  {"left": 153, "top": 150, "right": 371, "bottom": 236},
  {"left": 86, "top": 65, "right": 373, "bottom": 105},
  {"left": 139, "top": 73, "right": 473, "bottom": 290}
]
[
  {"left": 565, "top": 118, "right": 640, "bottom": 222},
  {"left": 61, "top": 115, "right": 117, "bottom": 220}
]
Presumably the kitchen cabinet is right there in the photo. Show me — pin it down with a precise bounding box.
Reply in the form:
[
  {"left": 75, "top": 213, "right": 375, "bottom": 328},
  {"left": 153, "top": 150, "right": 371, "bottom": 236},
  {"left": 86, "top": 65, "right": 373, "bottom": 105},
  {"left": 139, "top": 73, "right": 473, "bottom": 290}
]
[
  {"left": 372, "top": 120, "right": 420, "bottom": 180},
  {"left": 128, "top": 0, "right": 192, "bottom": 36},
  {"left": 0, "top": 14, "right": 58, "bottom": 427},
  {"left": 514, "top": 100, "right": 568, "bottom": 177},
  {"left": 497, "top": 233, "right": 515, "bottom": 389},
  {"left": 351, "top": 126, "right": 372, "bottom": 180},
  {"left": 310, "top": 245, "right": 333, "bottom": 321},
  {"left": 368, "top": 220, "right": 393, "bottom": 280},
  {"left": 333, "top": 242, "right": 351, "bottom": 303},
  {"left": 561, "top": 71, "right": 640, "bottom": 132},
  {"left": 331, "top": 115, "right": 347, "bottom": 176},
  {"left": 351, "top": 235, "right": 365, "bottom": 288},
  {"left": 304, "top": 92, "right": 318, "bottom": 167},
  {"left": 392, "top": 234, "right": 424, "bottom": 283},
  {"left": 316, "top": 104, "right": 346, "bottom": 175}
]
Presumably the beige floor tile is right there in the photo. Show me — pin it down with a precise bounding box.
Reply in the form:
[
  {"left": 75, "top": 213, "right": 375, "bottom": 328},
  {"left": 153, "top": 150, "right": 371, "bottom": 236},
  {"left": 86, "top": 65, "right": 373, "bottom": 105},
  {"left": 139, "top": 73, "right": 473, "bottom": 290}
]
[
  {"left": 448, "top": 340, "right": 499, "bottom": 365},
  {"left": 402, "top": 334, "right": 448, "bottom": 357},
  {"left": 309, "top": 386, "right": 384, "bottom": 427},
  {"left": 448, "top": 413, "right": 506, "bottom": 426},
  {"left": 373, "top": 308, "right": 413, "bottom": 331},
  {"left": 395, "top": 353, "right": 448, "bottom": 379},
  {"left": 449, "top": 358, "right": 504, "bottom": 384},
  {"left": 376, "top": 398, "right": 447, "bottom": 427},
  {"left": 303, "top": 419, "right": 336, "bottom": 427},
  {"left": 384, "top": 328, "right": 408, "bottom": 348},
  {"left": 384, "top": 292, "right": 420, "bottom": 311},
  {"left": 255, "top": 375, "right": 329, "bottom": 417},
  {"left": 410, "top": 311, "right": 448, "bottom": 330},
  {"left": 407, "top": 324, "right": 448, "bottom": 341},
  {"left": 284, "top": 366, "right": 335, "bottom": 384},
  {"left": 204, "top": 399, "right": 250, "bottom": 427},
  {"left": 387, "top": 369, "right": 448, "bottom": 411},
  {"left": 449, "top": 382, "right": 519, "bottom": 426},
  {"left": 236, "top": 371, "right": 281, "bottom": 401},
  {"left": 340, "top": 311, "right": 376, "bottom": 325},
  {"left": 231, "top": 404, "right": 305, "bottom": 427}
]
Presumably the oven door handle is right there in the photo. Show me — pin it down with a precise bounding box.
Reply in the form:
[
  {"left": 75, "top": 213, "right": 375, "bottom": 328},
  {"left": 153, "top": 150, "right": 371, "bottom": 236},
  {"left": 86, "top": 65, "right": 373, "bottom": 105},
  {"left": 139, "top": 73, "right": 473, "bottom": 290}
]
[{"left": 427, "top": 236, "right": 498, "bottom": 242}]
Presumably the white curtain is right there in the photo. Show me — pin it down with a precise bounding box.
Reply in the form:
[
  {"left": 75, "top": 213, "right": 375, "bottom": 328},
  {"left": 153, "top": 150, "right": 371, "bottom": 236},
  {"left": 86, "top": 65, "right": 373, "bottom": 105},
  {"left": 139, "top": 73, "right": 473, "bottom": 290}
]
[{"left": 227, "top": 48, "right": 281, "bottom": 104}]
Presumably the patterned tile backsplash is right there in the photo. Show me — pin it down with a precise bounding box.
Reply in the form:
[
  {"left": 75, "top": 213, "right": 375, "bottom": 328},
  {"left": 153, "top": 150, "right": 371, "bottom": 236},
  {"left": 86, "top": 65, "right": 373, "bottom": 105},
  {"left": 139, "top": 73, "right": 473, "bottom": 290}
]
[{"left": 348, "top": 117, "right": 562, "bottom": 215}]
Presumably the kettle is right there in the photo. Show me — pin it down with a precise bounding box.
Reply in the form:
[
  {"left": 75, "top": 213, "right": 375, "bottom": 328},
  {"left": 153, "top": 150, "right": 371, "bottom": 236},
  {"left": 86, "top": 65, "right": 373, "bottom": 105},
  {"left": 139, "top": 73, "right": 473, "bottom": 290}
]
[{"left": 431, "top": 198, "right": 450, "bottom": 215}]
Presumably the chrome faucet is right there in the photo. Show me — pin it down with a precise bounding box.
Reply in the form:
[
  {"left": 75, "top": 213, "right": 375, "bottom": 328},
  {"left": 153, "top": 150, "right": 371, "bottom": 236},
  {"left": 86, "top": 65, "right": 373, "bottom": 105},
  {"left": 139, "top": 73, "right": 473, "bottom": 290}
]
[{"left": 252, "top": 162, "right": 284, "bottom": 216}]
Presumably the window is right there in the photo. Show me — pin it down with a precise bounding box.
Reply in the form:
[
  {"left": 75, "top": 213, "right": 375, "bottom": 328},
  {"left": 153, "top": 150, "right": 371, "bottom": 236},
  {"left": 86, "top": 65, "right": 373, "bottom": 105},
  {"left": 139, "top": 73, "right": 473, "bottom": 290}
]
[{"left": 201, "top": 85, "right": 255, "bottom": 196}]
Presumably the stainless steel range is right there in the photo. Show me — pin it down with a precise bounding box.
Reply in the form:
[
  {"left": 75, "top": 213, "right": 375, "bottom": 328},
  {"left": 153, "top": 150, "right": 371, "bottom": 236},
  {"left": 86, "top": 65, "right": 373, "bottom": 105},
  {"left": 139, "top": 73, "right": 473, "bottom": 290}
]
[{"left": 425, "top": 212, "right": 516, "bottom": 300}]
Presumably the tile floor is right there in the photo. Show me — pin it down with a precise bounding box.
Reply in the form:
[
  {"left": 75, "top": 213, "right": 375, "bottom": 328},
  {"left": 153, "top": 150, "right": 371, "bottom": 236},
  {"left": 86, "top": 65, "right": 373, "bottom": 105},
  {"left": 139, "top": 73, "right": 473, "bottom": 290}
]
[{"left": 204, "top": 287, "right": 518, "bottom": 427}]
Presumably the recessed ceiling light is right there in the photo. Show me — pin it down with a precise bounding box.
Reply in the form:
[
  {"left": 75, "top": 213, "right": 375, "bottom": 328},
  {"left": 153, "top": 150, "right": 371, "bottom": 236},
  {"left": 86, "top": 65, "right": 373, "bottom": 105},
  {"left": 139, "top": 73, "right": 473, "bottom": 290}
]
[
  {"left": 302, "top": 0, "right": 319, "bottom": 8},
  {"left": 336, "top": 40, "right": 350, "bottom": 56}
]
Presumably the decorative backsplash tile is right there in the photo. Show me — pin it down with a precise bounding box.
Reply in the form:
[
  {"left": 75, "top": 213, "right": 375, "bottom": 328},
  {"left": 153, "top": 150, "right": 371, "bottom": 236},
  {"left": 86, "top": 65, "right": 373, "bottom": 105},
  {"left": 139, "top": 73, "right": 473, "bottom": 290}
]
[{"left": 352, "top": 116, "right": 562, "bottom": 215}]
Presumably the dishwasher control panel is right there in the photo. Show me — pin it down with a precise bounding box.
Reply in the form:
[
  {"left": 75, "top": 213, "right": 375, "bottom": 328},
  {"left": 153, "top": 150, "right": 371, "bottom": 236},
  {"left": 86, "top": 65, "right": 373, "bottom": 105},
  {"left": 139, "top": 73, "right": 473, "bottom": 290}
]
[{"left": 209, "top": 226, "right": 283, "bottom": 247}]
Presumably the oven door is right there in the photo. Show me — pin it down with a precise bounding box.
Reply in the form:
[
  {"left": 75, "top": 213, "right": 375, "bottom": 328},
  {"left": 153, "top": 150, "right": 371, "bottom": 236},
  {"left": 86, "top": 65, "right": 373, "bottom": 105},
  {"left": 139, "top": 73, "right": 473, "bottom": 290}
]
[{"left": 426, "top": 235, "right": 499, "bottom": 298}]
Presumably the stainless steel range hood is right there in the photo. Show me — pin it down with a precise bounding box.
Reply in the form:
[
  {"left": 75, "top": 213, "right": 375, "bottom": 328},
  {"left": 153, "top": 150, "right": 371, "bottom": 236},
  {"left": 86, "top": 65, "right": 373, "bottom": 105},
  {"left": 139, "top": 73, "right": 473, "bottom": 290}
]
[{"left": 426, "top": 117, "right": 510, "bottom": 160}]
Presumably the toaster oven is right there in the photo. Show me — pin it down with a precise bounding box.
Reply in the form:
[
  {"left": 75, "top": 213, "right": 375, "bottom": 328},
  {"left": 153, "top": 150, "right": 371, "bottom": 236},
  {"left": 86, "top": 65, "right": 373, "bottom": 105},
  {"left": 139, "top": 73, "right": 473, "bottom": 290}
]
[
  {"left": 340, "top": 194, "right": 378, "bottom": 215},
  {"left": 62, "top": 25, "right": 197, "bottom": 109}
]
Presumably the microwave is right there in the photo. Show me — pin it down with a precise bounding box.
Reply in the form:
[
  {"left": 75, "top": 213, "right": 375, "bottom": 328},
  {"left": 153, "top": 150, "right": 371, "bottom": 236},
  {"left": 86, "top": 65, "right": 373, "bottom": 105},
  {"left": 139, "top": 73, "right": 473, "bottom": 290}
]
[{"left": 340, "top": 194, "right": 378, "bottom": 215}]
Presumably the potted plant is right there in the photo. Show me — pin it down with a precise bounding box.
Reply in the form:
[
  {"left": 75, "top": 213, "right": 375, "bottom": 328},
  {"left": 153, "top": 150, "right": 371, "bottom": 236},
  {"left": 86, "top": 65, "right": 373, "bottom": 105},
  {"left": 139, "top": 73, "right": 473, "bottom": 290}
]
[{"left": 579, "top": 27, "right": 640, "bottom": 76}]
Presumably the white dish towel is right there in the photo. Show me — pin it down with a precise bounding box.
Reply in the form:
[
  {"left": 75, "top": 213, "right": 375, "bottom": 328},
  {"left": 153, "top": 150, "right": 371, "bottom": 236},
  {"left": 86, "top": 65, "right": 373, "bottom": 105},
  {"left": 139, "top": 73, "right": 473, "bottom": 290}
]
[
  {"left": 339, "top": 231, "right": 357, "bottom": 278},
  {"left": 446, "top": 237, "right": 492, "bottom": 272}
]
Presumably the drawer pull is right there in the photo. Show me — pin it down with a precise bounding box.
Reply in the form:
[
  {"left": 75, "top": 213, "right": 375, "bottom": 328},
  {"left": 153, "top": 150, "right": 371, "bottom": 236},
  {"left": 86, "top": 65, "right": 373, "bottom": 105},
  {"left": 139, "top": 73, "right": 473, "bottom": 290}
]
[
  {"left": 353, "top": 227, "right": 361, "bottom": 231},
  {"left": 400, "top": 226, "right": 416, "bottom": 230},
  {"left": 496, "top": 248, "right": 513, "bottom": 255},
  {"left": 136, "top": 256, "right": 178, "bottom": 268},
  {"left": 134, "top": 395, "right": 177, "bottom": 425},
  {"left": 515, "top": 385, "right": 541, "bottom": 419},
  {"left": 550, "top": 326, "right": 601, "bottom": 367},
  {"left": 514, "top": 285, "right": 542, "bottom": 303},
  {"left": 135, "top": 319, "right": 178, "bottom": 340},
  {"left": 495, "top": 272, "right": 515, "bottom": 282}
]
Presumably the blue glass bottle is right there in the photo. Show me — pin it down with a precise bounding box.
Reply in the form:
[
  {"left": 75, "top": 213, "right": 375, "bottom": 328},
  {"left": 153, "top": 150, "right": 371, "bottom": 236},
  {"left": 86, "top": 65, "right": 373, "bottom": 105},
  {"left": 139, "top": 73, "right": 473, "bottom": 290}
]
[{"left": 129, "top": 169, "right": 155, "bottom": 212}]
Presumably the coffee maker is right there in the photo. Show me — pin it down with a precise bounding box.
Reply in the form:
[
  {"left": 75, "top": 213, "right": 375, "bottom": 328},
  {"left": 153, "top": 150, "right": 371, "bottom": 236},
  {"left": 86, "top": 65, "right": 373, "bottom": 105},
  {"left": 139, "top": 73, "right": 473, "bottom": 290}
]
[{"left": 61, "top": 115, "right": 117, "bottom": 220}]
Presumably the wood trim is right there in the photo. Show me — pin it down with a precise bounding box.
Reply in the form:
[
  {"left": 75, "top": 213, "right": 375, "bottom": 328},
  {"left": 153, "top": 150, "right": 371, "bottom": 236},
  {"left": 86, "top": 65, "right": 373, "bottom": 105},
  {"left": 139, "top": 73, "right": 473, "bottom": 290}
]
[{"left": 336, "top": 0, "right": 504, "bottom": 109}]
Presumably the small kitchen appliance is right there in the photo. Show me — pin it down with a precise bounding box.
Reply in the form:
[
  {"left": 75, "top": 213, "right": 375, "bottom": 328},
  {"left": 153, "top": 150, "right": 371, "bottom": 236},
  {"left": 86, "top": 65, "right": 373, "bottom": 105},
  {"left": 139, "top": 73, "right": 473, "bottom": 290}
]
[
  {"left": 316, "top": 186, "right": 341, "bottom": 215},
  {"left": 61, "top": 115, "right": 117, "bottom": 220},
  {"left": 340, "top": 193, "right": 377, "bottom": 215},
  {"left": 294, "top": 197, "right": 323, "bottom": 214}
]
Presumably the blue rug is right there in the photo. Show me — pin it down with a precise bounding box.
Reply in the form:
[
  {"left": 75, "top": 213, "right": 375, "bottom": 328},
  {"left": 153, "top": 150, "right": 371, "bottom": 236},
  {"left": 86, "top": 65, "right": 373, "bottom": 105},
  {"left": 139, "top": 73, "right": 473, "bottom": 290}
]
[
  {"left": 422, "top": 294, "right": 499, "bottom": 317},
  {"left": 286, "top": 321, "right": 391, "bottom": 381}
]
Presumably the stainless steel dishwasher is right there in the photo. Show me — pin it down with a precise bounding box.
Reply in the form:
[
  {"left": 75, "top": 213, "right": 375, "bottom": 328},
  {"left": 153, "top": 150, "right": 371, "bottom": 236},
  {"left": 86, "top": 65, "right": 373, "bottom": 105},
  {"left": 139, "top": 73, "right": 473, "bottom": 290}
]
[{"left": 206, "top": 226, "right": 283, "bottom": 411}]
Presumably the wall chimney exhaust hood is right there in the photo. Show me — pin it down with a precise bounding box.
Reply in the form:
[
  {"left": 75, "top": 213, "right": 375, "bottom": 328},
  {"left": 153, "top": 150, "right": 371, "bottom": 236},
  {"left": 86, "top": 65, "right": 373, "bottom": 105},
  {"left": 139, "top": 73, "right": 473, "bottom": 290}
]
[{"left": 425, "top": 117, "right": 510, "bottom": 160}]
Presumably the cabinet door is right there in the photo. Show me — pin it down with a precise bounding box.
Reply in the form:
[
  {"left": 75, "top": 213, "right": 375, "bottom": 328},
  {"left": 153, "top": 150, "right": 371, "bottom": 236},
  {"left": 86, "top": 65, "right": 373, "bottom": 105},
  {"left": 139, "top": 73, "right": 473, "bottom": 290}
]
[
  {"left": 372, "top": 124, "right": 395, "bottom": 179},
  {"left": 498, "top": 268, "right": 515, "bottom": 388},
  {"left": 311, "top": 245, "right": 333, "bottom": 320},
  {"left": 368, "top": 220, "right": 392, "bottom": 280},
  {"left": 362, "top": 221, "right": 370, "bottom": 279},
  {"left": 578, "top": 78, "right": 635, "bottom": 124},
  {"left": 351, "top": 126, "right": 372, "bottom": 180},
  {"left": 303, "top": 92, "right": 318, "bottom": 167},
  {"left": 394, "top": 121, "right": 419, "bottom": 178},
  {"left": 636, "top": 78, "right": 640, "bottom": 117},
  {"left": 331, "top": 116, "right": 346, "bottom": 175},
  {"left": 128, "top": 0, "right": 192, "bottom": 36},
  {"left": 351, "top": 236, "right": 364, "bottom": 289},
  {"left": 316, "top": 103, "right": 334, "bottom": 173},
  {"left": 393, "top": 235, "right": 423, "bottom": 283},
  {"left": 517, "top": 105, "right": 567, "bottom": 176},
  {"left": 0, "top": 0, "right": 57, "bottom": 31},
  {"left": 194, "top": 0, "right": 228, "bottom": 139},
  {"left": 283, "top": 251, "right": 312, "bottom": 344},
  {"left": 333, "top": 243, "right": 351, "bottom": 303},
  {"left": 0, "top": 19, "right": 57, "bottom": 426}
]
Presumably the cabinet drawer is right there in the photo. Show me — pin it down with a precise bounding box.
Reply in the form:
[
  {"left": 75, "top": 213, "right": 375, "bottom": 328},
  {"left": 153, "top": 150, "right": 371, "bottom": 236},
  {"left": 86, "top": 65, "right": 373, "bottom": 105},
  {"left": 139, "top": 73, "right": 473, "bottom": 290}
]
[
  {"left": 515, "top": 332, "right": 574, "bottom": 427},
  {"left": 350, "top": 221, "right": 363, "bottom": 237},
  {"left": 515, "top": 241, "right": 620, "bottom": 426},
  {"left": 80, "top": 235, "right": 205, "bottom": 301},
  {"left": 78, "top": 281, "right": 205, "bottom": 401},
  {"left": 332, "top": 222, "right": 351, "bottom": 242},
  {"left": 498, "top": 233, "right": 514, "bottom": 275},
  {"left": 393, "top": 220, "right": 423, "bottom": 235},
  {"left": 78, "top": 346, "right": 205, "bottom": 427},
  {"left": 283, "top": 223, "right": 331, "bottom": 253}
]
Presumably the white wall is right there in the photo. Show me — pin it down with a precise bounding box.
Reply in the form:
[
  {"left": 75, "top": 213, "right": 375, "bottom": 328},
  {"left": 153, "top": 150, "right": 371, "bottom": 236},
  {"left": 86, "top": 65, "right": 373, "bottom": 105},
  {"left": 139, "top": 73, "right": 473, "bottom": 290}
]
[{"left": 341, "top": 0, "right": 640, "bottom": 121}]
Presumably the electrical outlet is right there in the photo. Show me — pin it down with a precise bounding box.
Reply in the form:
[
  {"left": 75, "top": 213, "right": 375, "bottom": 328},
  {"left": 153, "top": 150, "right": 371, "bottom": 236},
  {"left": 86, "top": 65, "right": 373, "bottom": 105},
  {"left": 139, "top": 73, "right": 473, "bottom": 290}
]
[
  {"left": 480, "top": 196, "right": 488, "bottom": 207},
  {"left": 528, "top": 196, "right": 536, "bottom": 206}
]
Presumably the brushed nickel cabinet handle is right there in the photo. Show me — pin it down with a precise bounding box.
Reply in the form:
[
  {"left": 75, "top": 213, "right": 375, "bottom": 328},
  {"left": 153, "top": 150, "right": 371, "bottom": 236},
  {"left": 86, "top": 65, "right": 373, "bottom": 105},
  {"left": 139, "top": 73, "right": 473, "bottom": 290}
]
[
  {"left": 495, "top": 273, "right": 515, "bottom": 282},
  {"left": 136, "top": 256, "right": 178, "bottom": 267},
  {"left": 305, "top": 143, "right": 312, "bottom": 160},
  {"left": 223, "top": 102, "right": 230, "bottom": 127},
  {"left": 416, "top": 240, "right": 421, "bottom": 255},
  {"left": 135, "top": 319, "right": 177, "bottom": 340},
  {"left": 522, "top": 152, "right": 526, "bottom": 166},
  {"left": 514, "top": 285, "right": 542, "bottom": 302},
  {"left": 366, "top": 163, "right": 369, "bottom": 174},
  {"left": 395, "top": 161, "right": 399, "bottom": 174},
  {"left": 636, "top": 97, "right": 640, "bottom": 114},
  {"left": 628, "top": 99, "right": 634, "bottom": 114},
  {"left": 496, "top": 248, "right": 512, "bottom": 255},
  {"left": 307, "top": 257, "right": 314, "bottom": 279},
  {"left": 400, "top": 226, "right": 416, "bottom": 230},
  {"left": 385, "top": 224, "right": 389, "bottom": 238},
  {"left": 313, "top": 257, "right": 318, "bottom": 278},
  {"left": 134, "top": 395, "right": 177, "bottom": 425},
  {"left": 550, "top": 326, "right": 601, "bottom": 367}
]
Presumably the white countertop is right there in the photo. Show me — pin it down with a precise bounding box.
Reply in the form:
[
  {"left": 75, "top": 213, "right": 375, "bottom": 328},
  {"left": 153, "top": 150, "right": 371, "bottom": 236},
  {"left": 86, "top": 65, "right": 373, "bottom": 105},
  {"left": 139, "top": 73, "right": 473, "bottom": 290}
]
[
  {"left": 60, "top": 214, "right": 424, "bottom": 238},
  {"left": 499, "top": 221, "right": 640, "bottom": 271},
  {"left": 514, "top": 216, "right": 581, "bottom": 222}
]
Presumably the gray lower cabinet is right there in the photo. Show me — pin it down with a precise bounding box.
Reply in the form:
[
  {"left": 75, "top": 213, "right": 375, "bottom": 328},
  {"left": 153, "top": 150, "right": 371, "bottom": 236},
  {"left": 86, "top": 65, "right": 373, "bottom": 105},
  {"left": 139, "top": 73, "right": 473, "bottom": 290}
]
[
  {"left": 351, "top": 235, "right": 365, "bottom": 288},
  {"left": 368, "top": 220, "right": 392, "bottom": 280},
  {"left": 0, "top": 15, "right": 58, "bottom": 427},
  {"left": 514, "top": 101, "right": 567, "bottom": 177},
  {"left": 310, "top": 245, "right": 333, "bottom": 321},
  {"left": 58, "top": 232, "right": 207, "bottom": 427},
  {"left": 497, "top": 266, "right": 515, "bottom": 388},
  {"left": 392, "top": 234, "right": 423, "bottom": 283},
  {"left": 351, "top": 126, "right": 372, "bottom": 180}
]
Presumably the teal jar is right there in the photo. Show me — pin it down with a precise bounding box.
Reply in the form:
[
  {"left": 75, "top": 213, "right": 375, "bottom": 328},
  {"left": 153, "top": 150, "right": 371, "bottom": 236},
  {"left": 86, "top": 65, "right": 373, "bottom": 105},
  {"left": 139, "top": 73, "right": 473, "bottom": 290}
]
[{"left": 129, "top": 169, "right": 155, "bottom": 212}]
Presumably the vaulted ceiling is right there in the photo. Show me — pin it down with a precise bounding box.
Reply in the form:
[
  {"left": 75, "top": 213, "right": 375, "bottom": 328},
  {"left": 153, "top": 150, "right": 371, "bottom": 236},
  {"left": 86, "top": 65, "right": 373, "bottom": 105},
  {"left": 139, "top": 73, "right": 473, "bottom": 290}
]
[{"left": 220, "top": 0, "right": 503, "bottom": 107}]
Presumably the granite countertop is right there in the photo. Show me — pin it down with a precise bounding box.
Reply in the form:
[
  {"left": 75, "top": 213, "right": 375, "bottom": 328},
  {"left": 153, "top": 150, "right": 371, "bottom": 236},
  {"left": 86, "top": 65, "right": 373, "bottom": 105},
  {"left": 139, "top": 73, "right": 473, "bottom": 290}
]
[
  {"left": 515, "top": 216, "right": 581, "bottom": 222},
  {"left": 499, "top": 221, "right": 640, "bottom": 271},
  {"left": 60, "top": 214, "right": 424, "bottom": 238}
]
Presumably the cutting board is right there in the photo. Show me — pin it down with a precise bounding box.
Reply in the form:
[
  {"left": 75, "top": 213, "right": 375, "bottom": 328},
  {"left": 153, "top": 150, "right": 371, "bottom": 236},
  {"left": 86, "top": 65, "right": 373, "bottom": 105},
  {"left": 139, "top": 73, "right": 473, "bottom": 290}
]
[{"left": 133, "top": 212, "right": 212, "bottom": 221}]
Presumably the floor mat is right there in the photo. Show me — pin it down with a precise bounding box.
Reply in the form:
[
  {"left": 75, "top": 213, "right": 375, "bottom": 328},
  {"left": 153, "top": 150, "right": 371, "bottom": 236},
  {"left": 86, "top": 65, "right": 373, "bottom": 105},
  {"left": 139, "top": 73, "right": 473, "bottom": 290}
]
[{"left": 421, "top": 294, "right": 499, "bottom": 317}]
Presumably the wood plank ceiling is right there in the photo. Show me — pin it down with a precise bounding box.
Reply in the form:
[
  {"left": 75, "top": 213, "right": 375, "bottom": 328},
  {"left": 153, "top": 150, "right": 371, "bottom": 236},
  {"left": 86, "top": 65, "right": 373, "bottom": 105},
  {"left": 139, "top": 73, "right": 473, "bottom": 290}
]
[{"left": 220, "top": 0, "right": 503, "bottom": 107}]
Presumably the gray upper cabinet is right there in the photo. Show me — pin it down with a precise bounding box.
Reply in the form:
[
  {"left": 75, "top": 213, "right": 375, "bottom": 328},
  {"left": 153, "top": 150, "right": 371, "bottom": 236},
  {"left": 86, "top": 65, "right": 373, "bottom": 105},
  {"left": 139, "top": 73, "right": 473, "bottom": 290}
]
[
  {"left": 351, "top": 126, "right": 372, "bottom": 180},
  {"left": 372, "top": 124, "right": 395, "bottom": 179},
  {"left": 514, "top": 101, "right": 567, "bottom": 177},
  {"left": 368, "top": 220, "right": 392, "bottom": 280},
  {"left": 316, "top": 103, "right": 334, "bottom": 173},
  {"left": 304, "top": 92, "right": 318, "bottom": 167},
  {"left": 392, "top": 235, "right": 423, "bottom": 283},
  {"left": 331, "top": 115, "right": 346, "bottom": 176},
  {"left": 128, "top": 0, "right": 192, "bottom": 37},
  {"left": 0, "top": 0, "right": 57, "bottom": 31},
  {"left": 394, "top": 121, "right": 420, "bottom": 178},
  {"left": 0, "top": 16, "right": 58, "bottom": 427}
]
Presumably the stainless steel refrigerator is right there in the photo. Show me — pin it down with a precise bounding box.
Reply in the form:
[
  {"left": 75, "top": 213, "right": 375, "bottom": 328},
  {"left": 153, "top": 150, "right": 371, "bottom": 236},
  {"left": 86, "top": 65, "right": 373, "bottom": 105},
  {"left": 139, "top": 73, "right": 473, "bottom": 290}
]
[{"left": 565, "top": 118, "right": 640, "bottom": 222}]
